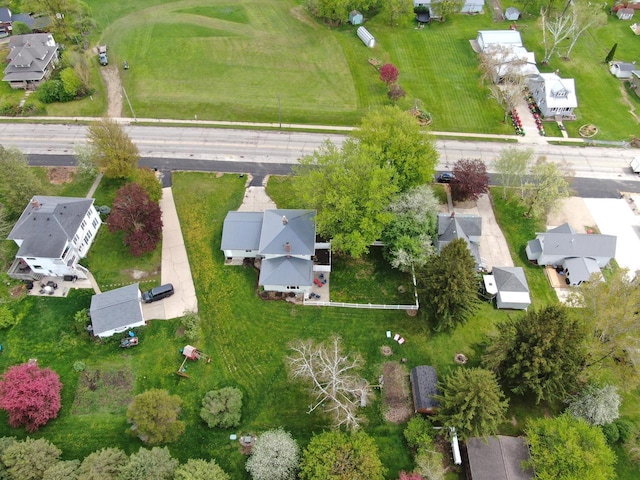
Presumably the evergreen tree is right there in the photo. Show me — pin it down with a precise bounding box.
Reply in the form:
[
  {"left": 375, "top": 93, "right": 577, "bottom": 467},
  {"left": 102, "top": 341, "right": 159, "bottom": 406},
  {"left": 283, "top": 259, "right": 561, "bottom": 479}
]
[{"left": 416, "top": 238, "right": 479, "bottom": 331}]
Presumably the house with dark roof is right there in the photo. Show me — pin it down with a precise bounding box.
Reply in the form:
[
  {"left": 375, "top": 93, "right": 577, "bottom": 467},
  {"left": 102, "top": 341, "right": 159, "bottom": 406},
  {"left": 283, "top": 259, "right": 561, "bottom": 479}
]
[
  {"left": 492, "top": 267, "right": 530, "bottom": 310},
  {"left": 526, "top": 223, "right": 616, "bottom": 285},
  {"left": 410, "top": 365, "right": 439, "bottom": 414},
  {"left": 221, "top": 209, "right": 327, "bottom": 294},
  {"left": 3, "top": 33, "right": 58, "bottom": 90},
  {"left": 7, "top": 196, "right": 101, "bottom": 281},
  {"left": 466, "top": 436, "right": 533, "bottom": 480},
  {"left": 0, "top": 8, "right": 51, "bottom": 35},
  {"left": 90, "top": 284, "right": 145, "bottom": 338},
  {"left": 415, "top": 0, "right": 484, "bottom": 19},
  {"left": 437, "top": 213, "right": 482, "bottom": 267}
]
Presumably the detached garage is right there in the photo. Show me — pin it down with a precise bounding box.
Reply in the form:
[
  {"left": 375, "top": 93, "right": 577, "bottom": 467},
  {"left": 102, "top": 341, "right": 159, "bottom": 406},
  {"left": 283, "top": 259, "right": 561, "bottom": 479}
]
[
  {"left": 90, "top": 283, "right": 145, "bottom": 338},
  {"left": 492, "top": 267, "right": 531, "bottom": 310}
]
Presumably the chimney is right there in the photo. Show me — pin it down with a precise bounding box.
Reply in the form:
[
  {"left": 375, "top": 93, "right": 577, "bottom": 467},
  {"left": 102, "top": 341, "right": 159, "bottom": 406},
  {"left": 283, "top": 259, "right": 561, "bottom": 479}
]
[
  {"left": 285, "top": 242, "right": 291, "bottom": 253},
  {"left": 31, "top": 198, "right": 40, "bottom": 209},
  {"left": 282, "top": 216, "right": 288, "bottom": 225}
]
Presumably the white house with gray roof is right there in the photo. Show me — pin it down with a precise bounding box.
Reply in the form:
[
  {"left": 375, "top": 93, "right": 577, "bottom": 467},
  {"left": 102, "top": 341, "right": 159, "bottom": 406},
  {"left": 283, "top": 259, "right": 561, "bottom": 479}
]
[
  {"left": 90, "top": 284, "right": 145, "bottom": 338},
  {"left": 437, "top": 213, "right": 482, "bottom": 267},
  {"left": 221, "top": 209, "right": 325, "bottom": 294},
  {"left": 3, "top": 33, "right": 58, "bottom": 90},
  {"left": 527, "top": 72, "right": 578, "bottom": 119},
  {"left": 7, "top": 196, "right": 101, "bottom": 281},
  {"left": 526, "top": 223, "right": 616, "bottom": 285}
]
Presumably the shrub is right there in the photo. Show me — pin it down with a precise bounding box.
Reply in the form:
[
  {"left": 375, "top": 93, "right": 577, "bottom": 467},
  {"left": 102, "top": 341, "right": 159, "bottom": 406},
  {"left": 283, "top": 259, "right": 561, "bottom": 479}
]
[
  {"left": 0, "top": 304, "right": 16, "bottom": 329},
  {"left": 601, "top": 422, "right": 619, "bottom": 445},
  {"left": 200, "top": 387, "right": 243, "bottom": 428},
  {"left": 131, "top": 168, "right": 162, "bottom": 203},
  {"left": 74, "top": 308, "right": 90, "bottom": 334},
  {"left": 180, "top": 311, "right": 201, "bottom": 342}
]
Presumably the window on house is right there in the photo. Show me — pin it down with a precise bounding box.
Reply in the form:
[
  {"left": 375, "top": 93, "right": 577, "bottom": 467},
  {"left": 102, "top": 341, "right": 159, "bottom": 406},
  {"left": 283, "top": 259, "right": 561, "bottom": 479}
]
[
  {"left": 92, "top": 218, "right": 99, "bottom": 228},
  {"left": 33, "top": 265, "right": 42, "bottom": 269},
  {"left": 245, "top": 250, "right": 253, "bottom": 253},
  {"left": 73, "top": 234, "right": 79, "bottom": 243},
  {"left": 81, "top": 220, "right": 87, "bottom": 230}
]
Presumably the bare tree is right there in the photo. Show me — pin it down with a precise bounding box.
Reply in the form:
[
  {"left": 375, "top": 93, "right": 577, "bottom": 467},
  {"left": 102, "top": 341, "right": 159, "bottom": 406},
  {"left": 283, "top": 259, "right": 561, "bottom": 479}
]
[
  {"left": 287, "top": 336, "right": 370, "bottom": 430},
  {"left": 540, "top": 7, "right": 573, "bottom": 64},
  {"left": 478, "top": 47, "right": 528, "bottom": 122},
  {"left": 493, "top": 147, "right": 533, "bottom": 199},
  {"left": 564, "top": 2, "right": 607, "bottom": 59}
]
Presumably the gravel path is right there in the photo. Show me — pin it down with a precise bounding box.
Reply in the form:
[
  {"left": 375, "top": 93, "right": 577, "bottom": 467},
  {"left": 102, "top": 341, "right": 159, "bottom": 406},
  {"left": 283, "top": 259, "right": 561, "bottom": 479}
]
[{"left": 99, "top": 65, "right": 123, "bottom": 118}]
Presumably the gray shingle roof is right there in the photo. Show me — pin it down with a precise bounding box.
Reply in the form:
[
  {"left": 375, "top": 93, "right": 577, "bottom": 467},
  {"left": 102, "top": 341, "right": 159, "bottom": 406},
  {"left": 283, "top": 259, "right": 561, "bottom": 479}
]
[
  {"left": 220, "top": 212, "right": 263, "bottom": 251},
  {"left": 546, "top": 222, "right": 575, "bottom": 234},
  {"left": 467, "top": 436, "right": 533, "bottom": 480},
  {"left": 493, "top": 267, "right": 529, "bottom": 293},
  {"left": 90, "top": 284, "right": 144, "bottom": 337},
  {"left": 410, "top": 366, "right": 439, "bottom": 412},
  {"left": 541, "top": 233, "right": 616, "bottom": 259},
  {"left": 437, "top": 214, "right": 482, "bottom": 264},
  {"left": 613, "top": 62, "right": 637, "bottom": 72},
  {"left": 259, "top": 256, "right": 313, "bottom": 287},
  {"left": 3, "top": 33, "right": 57, "bottom": 83},
  {"left": 527, "top": 238, "right": 542, "bottom": 255},
  {"left": 8, "top": 196, "right": 94, "bottom": 258},
  {"left": 259, "top": 209, "right": 316, "bottom": 256},
  {"left": 563, "top": 257, "right": 601, "bottom": 283}
]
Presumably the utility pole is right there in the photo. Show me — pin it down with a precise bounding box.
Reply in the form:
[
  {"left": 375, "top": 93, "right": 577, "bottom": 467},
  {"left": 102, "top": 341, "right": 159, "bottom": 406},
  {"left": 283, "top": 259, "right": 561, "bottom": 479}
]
[
  {"left": 122, "top": 86, "right": 136, "bottom": 122},
  {"left": 278, "top": 94, "right": 282, "bottom": 129}
]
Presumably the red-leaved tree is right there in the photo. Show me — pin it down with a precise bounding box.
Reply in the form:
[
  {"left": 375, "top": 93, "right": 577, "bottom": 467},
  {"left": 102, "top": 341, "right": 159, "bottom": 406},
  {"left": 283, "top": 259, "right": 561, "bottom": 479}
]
[
  {"left": 398, "top": 472, "right": 424, "bottom": 480},
  {"left": 380, "top": 63, "right": 399, "bottom": 85},
  {"left": 0, "top": 363, "right": 62, "bottom": 432},
  {"left": 108, "top": 183, "right": 163, "bottom": 256},
  {"left": 451, "top": 158, "right": 490, "bottom": 203},
  {"left": 388, "top": 84, "right": 406, "bottom": 102}
]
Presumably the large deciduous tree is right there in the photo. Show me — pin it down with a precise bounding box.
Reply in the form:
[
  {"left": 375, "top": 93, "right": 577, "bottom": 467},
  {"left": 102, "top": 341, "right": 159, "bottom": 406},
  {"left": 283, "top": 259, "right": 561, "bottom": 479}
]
[
  {"left": 293, "top": 107, "right": 438, "bottom": 257},
  {"left": 567, "top": 269, "right": 640, "bottom": 389},
  {"left": 108, "top": 183, "right": 163, "bottom": 257},
  {"left": 118, "top": 447, "right": 177, "bottom": 480},
  {"left": 353, "top": 106, "right": 439, "bottom": 191},
  {"left": 77, "top": 447, "right": 127, "bottom": 480},
  {"left": 451, "top": 158, "right": 489, "bottom": 202},
  {"left": 87, "top": 119, "right": 140, "bottom": 179},
  {"left": 522, "top": 157, "right": 572, "bottom": 219},
  {"left": 493, "top": 147, "right": 533, "bottom": 199},
  {"left": 294, "top": 141, "right": 397, "bottom": 257},
  {"left": 429, "top": 0, "right": 465, "bottom": 21},
  {"left": 382, "top": 185, "right": 439, "bottom": 271},
  {"left": 567, "top": 384, "right": 621, "bottom": 426},
  {"left": 245, "top": 428, "right": 300, "bottom": 480},
  {"left": 526, "top": 415, "right": 616, "bottom": 480},
  {"left": 2, "top": 437, "right": 61, "bottom": 480},
  {"left": 127, "top": 389, "right": 185, "bottom": 445},
  {"left": 483, "top": 305, "right": 587, "bottom": 403},
  {"left": 416, "top": 238, "right": 479, "bottom": 331},
  {"left": 175, "top": 459, "right": 230, "bottom": 480},
  {"left": 23, "top": 0, "right": 95, "bottom": 42},
  {"left": 539, "top": 7, "right": 573, "bottom": 64},
  {"left": 382, "top": 0, "right": 412, "bottom": 25},
  {"left": 199, "top": 387, "right": 243, "bottom": 429},
  {"left": 0, "top": 363, "right": 62, "bottom": 432},
  {"left": 564, "top": 2, "right": 607, "bottom": 59},
  {"left": 436, "top": 368, "right": 508, "bottom": 439},
  {"left": 299, "top": 430, "right": 386, "bottom": 480},
  {"left": 403, "top": 417, "right": 446, "bottom": 480},
  {"left": 287, "top": 336, "right": 370, "bottom": 430},
  {"left": 0, "top": 146, "right": 46, "bottom": 219}
]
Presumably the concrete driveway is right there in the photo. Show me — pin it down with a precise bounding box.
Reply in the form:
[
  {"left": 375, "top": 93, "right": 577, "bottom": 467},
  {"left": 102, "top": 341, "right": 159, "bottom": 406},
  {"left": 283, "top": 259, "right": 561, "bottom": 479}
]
[
  {"left": 453, "top": 194, "right": 514, "bottom": 271},
  {"left": 143, "top": 187, "right": 198, "bottom": 320}
]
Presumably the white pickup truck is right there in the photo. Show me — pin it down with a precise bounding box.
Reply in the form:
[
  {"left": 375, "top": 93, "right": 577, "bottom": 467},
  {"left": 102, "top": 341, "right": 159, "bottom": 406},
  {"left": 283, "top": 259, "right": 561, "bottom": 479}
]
[
  {"left": 98, "top": 45, "right": 108, "bottom": 66},
  {"left": 631, "top": 157, "right": 640, "bottom": 174}
]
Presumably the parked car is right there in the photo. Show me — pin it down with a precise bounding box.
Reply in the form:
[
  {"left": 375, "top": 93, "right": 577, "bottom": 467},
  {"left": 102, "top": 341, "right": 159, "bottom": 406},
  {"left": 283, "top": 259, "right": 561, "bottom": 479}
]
[
  {"left": 142, "top": 283, "right": 174, "bottom": 303},
  {"left": 437, "top": 172, "right": 455, "bottom": 183}
]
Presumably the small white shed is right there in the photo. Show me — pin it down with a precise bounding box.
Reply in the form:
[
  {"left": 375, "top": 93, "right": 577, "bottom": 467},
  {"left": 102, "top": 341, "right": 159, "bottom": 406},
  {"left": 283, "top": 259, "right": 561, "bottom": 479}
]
[
  {"left": 617, "top": 8, "right": 634, "bottom": 20},
  {"left": 610, "top": 61, "right": 637, "bottom": 79},
  {"left": 504, "top": 7, "right": 520, "bottom": 20},
  {"left": 357, "top": 26, "right": 375, "bottom": 48}
]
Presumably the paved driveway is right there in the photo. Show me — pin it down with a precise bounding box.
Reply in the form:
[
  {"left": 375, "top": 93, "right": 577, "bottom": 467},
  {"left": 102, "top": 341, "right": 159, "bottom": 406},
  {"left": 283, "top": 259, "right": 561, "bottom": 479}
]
[{"left": 143, "top": 187, "right": 198, "bottom": 320}]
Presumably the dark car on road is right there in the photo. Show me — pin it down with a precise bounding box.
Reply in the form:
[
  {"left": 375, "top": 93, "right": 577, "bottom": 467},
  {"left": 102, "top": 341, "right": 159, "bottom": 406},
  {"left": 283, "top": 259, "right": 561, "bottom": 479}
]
[{"left": 436, "top": 172, "right": 455, "bottom": 183}]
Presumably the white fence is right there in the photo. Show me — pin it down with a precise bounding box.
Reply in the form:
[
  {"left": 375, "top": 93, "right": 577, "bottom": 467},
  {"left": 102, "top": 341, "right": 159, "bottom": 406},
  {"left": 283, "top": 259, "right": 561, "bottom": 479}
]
[{"left": 303, "top": 300, "right": 418, "bottom": 310}]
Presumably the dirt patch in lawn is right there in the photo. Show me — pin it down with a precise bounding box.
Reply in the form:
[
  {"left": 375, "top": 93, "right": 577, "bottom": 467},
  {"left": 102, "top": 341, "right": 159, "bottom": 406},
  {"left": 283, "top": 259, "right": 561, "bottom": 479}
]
[
  {"left": 72, "top": 366, "right": 134, "bottom": 415},
  {"left": 382, "top": 361, "right": 413, "bottom": 423},
  {"left": 100, "top": 65, "right": 123, "bottom": 118},
  {"left": 47, "top": 167, "right": 76, "bottom": 185}
]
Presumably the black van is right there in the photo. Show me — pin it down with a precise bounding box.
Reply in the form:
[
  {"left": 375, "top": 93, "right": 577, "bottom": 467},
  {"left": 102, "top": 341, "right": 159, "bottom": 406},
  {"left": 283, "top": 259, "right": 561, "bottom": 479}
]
[{"left": 142, "top": 283, "right": 174, "bottom": 303}]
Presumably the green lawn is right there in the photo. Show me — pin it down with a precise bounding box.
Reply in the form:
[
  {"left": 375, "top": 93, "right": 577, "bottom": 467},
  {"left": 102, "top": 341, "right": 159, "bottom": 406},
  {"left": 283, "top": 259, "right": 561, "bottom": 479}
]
[{"left": 0, "top": 172, "right": 637, "bottom": 477}]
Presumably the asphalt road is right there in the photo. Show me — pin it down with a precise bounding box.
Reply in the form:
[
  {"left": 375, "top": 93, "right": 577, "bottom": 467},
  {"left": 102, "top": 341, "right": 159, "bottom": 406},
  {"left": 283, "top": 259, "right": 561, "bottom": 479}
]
[{"left": 5, "top": 123, "right": 639, "bottom": 195}]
